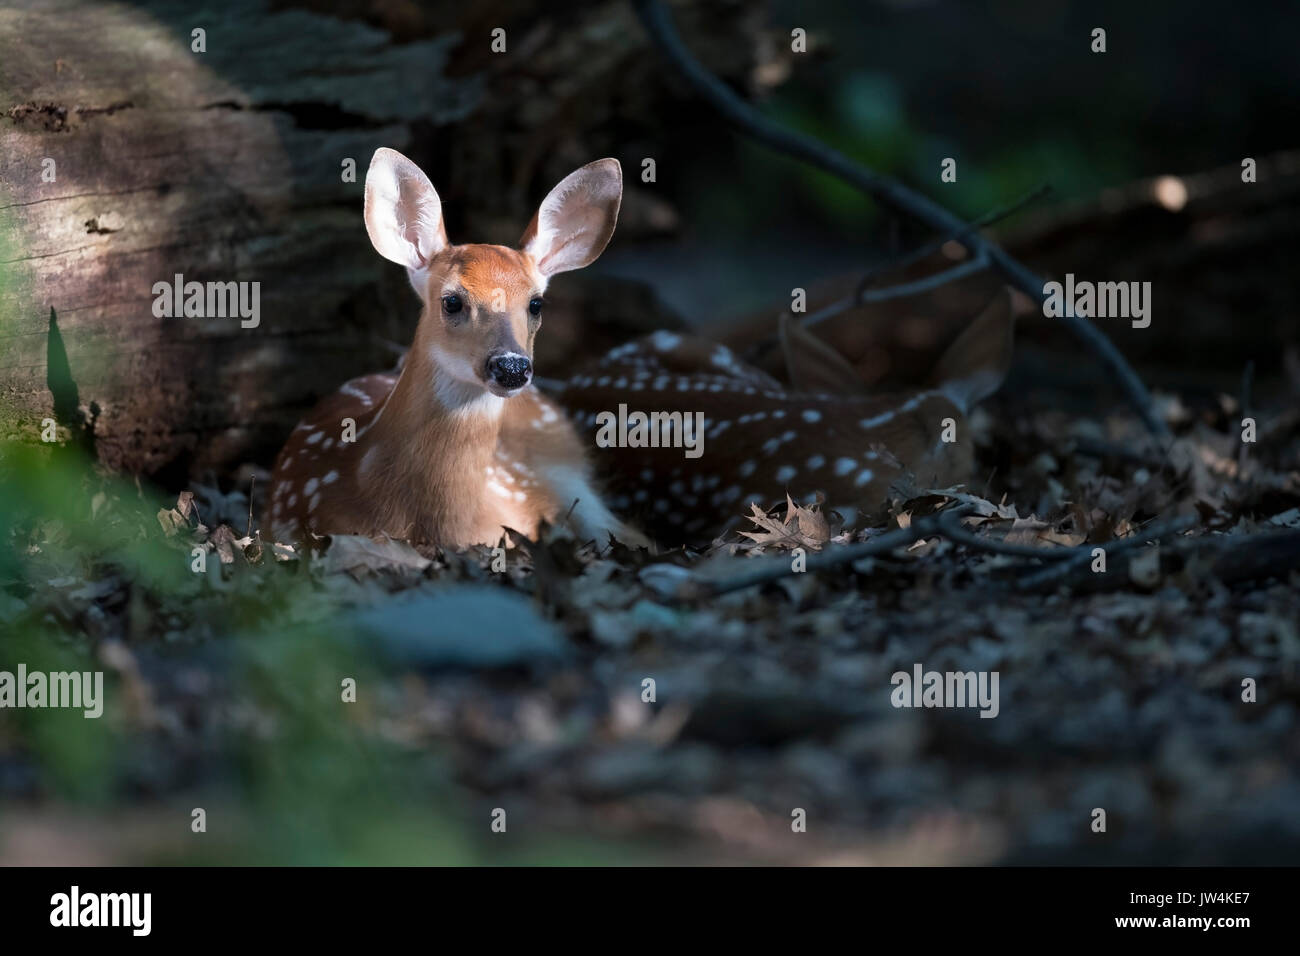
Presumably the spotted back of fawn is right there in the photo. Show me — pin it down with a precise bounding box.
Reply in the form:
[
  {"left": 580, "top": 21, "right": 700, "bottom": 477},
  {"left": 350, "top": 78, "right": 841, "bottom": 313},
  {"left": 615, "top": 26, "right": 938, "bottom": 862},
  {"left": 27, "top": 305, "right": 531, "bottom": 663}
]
[{"left": 560, "top": 291, "right": 1015, "bottom": 542}]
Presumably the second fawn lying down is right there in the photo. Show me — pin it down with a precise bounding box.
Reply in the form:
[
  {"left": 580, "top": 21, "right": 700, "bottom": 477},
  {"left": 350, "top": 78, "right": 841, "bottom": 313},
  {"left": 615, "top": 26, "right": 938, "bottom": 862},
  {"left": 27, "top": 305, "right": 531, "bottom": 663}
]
[
  {"left": 266, "top": 148, "right": 646, "bottom": 549},
  {"left": 559, "top": 291, "right": 1016, "bottom": 543}
]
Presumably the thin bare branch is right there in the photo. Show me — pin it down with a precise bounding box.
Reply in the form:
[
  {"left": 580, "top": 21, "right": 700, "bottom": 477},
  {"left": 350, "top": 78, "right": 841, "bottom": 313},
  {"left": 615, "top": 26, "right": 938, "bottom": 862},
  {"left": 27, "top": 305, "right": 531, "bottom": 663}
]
[
  {"left": 803, "top": 250, "right": 989, "bottom": 328},
  {"left": 935, "top": 507, "right": 1076, "bottom": 561},
  {"left": 631, "top": 0, "right": 1170, "bottom": 441},
  {"left": 1017, "top": 514, "right": 1197, "bottom": 591},
  {"left": 643, "top": 506, "right": 977, "bottom": 600},
  {"left": 804, "top": 184, "right": 1052, "bottom": 328},
  {"left": 745, "top": 188, "right": 1049, "bottom": 361},
  {"left": 640, "top": 506, "right": 1202, "bottom": 602}
]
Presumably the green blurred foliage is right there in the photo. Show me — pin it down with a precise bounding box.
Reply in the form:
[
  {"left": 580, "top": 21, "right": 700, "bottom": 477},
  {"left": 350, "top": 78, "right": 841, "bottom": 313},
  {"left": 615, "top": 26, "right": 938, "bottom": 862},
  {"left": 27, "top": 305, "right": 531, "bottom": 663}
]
[
  {"left": 678, "top": 0, "right": 1297, "bottom": 249},
  {"left": 721, "top": 74, "right": 1135, "bottom": 237},
  {"left": 0, "top": 443, "right": 637, "bottom": 864}
]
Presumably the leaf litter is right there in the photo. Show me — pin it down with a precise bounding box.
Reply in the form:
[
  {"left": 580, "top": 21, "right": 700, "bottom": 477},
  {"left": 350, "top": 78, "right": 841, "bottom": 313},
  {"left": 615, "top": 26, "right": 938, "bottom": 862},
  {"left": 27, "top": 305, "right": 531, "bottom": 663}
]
[{"left": 3, "top": 386, "right": 1300, "bottom": 864}]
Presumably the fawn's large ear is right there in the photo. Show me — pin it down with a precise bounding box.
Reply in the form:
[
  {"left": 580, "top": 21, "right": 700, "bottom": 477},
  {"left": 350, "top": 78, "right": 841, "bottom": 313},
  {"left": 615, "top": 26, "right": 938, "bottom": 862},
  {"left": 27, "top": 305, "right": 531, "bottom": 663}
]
[
  {"left": 520, "top": 159, "right": 622, "bottom": 277},
  {"left": 364, "top": 148, "right": 447, "bottom": 296},
  {"left": 779, "top": 314, "right": 868, "bottom": 396},
  {"left": 928, "top": 287, "right": 1016, "bottom": 412}
]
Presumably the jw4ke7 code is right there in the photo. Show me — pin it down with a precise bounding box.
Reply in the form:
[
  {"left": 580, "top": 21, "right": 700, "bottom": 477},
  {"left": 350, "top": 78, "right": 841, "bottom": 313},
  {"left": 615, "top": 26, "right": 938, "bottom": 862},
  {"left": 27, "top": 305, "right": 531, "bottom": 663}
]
[
  {"left": 1132, "top": 892, "right": 1250, "bottom": 907},
  {"left": 1200, "top": 893, "right": 1250, "bottom": 905}
]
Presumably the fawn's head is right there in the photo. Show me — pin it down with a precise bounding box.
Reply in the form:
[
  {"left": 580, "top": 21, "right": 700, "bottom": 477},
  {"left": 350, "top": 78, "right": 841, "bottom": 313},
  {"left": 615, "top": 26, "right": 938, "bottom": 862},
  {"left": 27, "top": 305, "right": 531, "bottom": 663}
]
[{"left": 363, "top": 147, "right": 622, "bottom": 401}]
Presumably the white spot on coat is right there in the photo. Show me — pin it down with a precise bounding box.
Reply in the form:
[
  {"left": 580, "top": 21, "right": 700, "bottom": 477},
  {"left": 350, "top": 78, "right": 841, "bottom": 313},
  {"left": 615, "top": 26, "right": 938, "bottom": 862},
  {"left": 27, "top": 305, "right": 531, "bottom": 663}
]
[{"left": 651, "top": 331, "right": 682, "bottom": 352}]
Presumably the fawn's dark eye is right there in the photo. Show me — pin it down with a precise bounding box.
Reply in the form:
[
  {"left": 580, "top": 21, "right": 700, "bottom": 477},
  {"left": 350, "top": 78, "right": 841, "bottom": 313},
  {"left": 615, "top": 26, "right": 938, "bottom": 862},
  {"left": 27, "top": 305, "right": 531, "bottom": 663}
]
[
  {"left": 528, "top": 297, "right": 544, "bottom": 318},
  {"left": 442, "top": 294, "right": 463, "bottom": 315}
]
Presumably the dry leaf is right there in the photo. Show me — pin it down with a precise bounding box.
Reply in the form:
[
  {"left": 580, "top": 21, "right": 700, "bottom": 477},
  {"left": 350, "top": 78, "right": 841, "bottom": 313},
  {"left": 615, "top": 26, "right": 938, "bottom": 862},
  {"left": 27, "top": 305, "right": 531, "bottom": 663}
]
[
  {"left": 737, "top": 494, "right": 833, "bottom": 552},
  {"left": 156, "top": 508, "right": 186, "bottom": 536},
  {"left": 926, "top": 488, "right": 1019, "bottom": 521},
  {"left": 209, "top": 525, "right": 238, "bottom": 565},
  {"left": 1000, "top": 516, "right": 1050, "bottom": 547}
]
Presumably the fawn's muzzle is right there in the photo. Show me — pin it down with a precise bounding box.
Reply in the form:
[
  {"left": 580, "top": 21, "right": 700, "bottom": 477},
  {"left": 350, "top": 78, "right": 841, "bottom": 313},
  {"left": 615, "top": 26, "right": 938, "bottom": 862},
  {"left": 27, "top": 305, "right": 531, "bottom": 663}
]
[{"left": 487, "top": 353, "right": 532, "bottom": 391}]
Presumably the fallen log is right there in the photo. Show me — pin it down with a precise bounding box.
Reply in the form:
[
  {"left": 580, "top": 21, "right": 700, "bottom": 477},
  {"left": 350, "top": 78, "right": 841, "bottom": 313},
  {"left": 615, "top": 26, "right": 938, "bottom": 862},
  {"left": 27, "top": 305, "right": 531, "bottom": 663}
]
[{"left": 2, "top": 0, "right": 744, "bottom": 481}]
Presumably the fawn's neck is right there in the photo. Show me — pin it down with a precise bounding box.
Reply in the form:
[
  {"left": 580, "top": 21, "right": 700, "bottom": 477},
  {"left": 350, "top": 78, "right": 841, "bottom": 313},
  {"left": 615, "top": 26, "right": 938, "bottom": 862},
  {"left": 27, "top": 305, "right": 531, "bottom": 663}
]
[{"left": 360, "top": 341, "right": 505, "bottom": 537}]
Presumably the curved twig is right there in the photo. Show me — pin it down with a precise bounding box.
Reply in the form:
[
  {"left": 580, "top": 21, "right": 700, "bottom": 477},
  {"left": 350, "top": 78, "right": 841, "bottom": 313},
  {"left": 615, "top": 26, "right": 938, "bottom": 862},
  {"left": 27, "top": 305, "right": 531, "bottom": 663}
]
[
  {"left": 935, "top": 507, "right": 1076, "bottom": 561},
  {"left": 1017, "top": 514, "right": 1197, "bottom": 590},
  {"left": 631, "top": 0, "right": 1169, "bottom": 441},
  {"left": 804, "top": 185, "right": 1051, "bottom": 329},
  {"left": 639, "top": 506, "right": 1199, "bottom": 601},
  {"left": 643, "top": 506, "right": 976, "bottom": 600},
  {"left": 803, "top": 250, "right": 989, "bottom": 328},
  {"left": 747, "top": 188, "right": 1048, "bottom": 361}
]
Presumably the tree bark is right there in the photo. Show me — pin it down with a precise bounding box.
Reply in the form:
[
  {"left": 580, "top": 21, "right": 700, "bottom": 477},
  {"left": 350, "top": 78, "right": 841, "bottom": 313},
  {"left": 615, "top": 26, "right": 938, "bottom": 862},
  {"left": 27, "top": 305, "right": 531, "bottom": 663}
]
[
  {"left": 0, "top": 0, "right": 486, "bottom": 479},
  {"left": 1, "top": 0, "right": 746, "bottom": 481}
]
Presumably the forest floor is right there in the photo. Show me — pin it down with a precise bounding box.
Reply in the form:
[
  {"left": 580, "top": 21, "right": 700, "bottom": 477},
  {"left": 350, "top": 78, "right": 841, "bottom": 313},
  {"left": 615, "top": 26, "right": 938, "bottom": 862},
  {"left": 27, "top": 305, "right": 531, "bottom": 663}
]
[{"left": 2, "top": 379, "right": 1299, "bottom": 865}]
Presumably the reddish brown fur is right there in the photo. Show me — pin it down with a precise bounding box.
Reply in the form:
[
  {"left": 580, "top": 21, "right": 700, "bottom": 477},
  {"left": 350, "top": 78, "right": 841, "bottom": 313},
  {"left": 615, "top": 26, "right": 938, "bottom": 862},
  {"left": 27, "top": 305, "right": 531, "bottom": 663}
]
[
  {"left": 562, "top": 335, "right": 969, "bottom": 542},
  {"left": 266, "top": 244, "right": 628, "bottom": 547},
  {"left": 556, "top": 295, "right": 1023, "bottom": 545},
  {"left": 451, "top": 245, "right": 536, "bottom": 305}
]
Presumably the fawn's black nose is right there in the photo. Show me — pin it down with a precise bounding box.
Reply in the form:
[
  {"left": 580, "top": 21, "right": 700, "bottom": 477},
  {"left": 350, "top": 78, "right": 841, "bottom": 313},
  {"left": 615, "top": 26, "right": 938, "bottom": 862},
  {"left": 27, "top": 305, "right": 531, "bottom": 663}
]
[{"left": 487, "top": 352, "right": 532, "bottom": 390}]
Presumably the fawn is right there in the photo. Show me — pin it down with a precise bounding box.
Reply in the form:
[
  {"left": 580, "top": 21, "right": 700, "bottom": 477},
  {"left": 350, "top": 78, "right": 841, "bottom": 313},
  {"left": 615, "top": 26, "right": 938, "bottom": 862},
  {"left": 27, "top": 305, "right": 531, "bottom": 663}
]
[
  {"left": 560, "top": 290, "right": 1015, "bottom": 542},
  {"left": 266, "top": 148, "right": 646, "bottom": 549}
]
